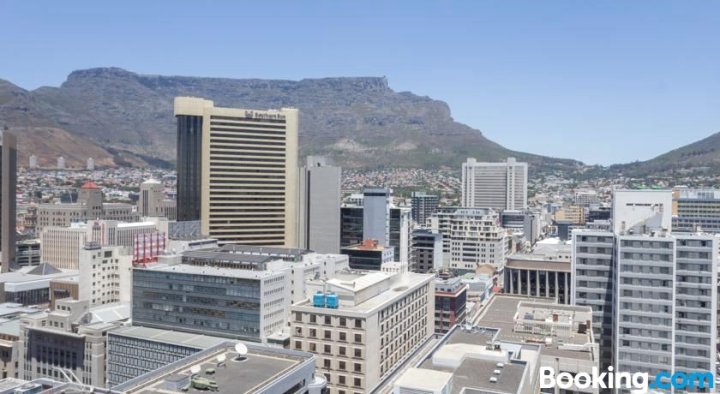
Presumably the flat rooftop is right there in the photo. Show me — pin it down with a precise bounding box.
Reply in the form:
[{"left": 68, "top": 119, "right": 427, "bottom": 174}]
[
  {"left": 420, "top": 356, "right": 526, "bottom": 394},
  {"left": 504, "top": 259, "right": 570, "bottom": 272},
  {"left": 110, "top": 326, "right": 229, "bottom": 350},
  {"left": 124, "top": 344, "right": 311, "bottom": 394},
  {"left": 476, "top": 295, "right": 594, "bottom": 361},
  {"left": 141, "top": 263, "right": 276, "bottom": 280}
]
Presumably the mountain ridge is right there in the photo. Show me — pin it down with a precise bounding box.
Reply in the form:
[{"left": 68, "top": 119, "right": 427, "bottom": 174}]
[{"left": 2, "top": 67, "right": 578, "bottom": 170}]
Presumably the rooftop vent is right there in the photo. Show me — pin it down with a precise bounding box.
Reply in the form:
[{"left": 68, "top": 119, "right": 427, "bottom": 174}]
[{"left": 490, "top": 377, "right": 498, "bottom": 383}]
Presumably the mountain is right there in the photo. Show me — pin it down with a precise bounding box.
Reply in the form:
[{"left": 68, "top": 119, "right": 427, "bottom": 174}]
[
  {"left": 608, "top": 131, "right": 720, "bottom": 177},
  {"left": 0, "top": 67, "right": 580, "bottom": 170}
]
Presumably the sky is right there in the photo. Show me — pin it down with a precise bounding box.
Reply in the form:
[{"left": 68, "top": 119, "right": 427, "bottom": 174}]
[{"left": 1, "top": 1, "right": 719, "bottom": 165}]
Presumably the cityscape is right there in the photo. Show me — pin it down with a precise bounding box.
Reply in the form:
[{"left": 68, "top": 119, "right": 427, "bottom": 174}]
[{"left": 2, "top": 1, "right": 720, "bottom": 394}]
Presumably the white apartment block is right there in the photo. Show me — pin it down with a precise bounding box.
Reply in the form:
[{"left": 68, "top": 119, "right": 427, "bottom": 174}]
[
  {"left": 78, "top": 244, "right": 132, "bottom": 307},
  {"left": 449, "top": 208, "right": 507, "bottom": 271},
  {"left": 461, "top": 157, "right": 527, "bottom": 210},
  {"left": 291, "top": 271, "right": 435, "bottom": 394}
]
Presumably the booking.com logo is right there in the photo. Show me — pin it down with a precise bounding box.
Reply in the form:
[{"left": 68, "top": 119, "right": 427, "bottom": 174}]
[{"left": 540, "top": 366, "right": 715, "bottom": 391}]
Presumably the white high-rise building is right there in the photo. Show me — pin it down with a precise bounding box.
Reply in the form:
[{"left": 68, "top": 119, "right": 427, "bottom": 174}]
[
  {"left": 40, "top": 225, "right": 88, "bottom": 270},
  {"left": 86, "top": 157, "right": 95, "bottom": 171},
  {"left": 448, "top": 208, "right": 506, "bottom": 271},
  {"left": 461, "top": 157, "right": 528, "bottom": 210},
  {"left": 57, "top": 156, "right": 65, "bottom": 169},
  {"left": 298, "top": 156, "right": 341, "bottom": 253},
  {"left": 138, "top": 179, "right": 164, "bottom": 217},
  {"left": 29, "top": 154, "right": 38, "bottom": 169},
  {"left": 174, "top": 97, "right": 299, "bottom": 247}
]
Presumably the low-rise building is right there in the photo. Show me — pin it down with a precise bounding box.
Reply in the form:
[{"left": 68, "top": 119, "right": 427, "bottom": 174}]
[{"left": 434, "top": 276, "right": 468, "bottom": 334}]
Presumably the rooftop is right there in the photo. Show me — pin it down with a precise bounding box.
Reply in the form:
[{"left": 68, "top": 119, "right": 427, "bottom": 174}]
[
  {"left": 110, "top": 326, "right": 229, "bottom": 350},
  {"left": 143, "top": 263, "right": 276, "bottom": 280},
  {"left": 119, "top": 343, "right": 313, "bottom": 394},
  {"left": 476, "top": 295, "right": 595, "bottom": 361}
]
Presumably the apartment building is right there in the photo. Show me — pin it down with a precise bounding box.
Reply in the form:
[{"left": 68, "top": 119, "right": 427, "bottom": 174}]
[
  {"left": 290, "top": 271, "right": 435, "bottom": 394},
  {"left": 448, "top": 208, "right": 507, "bottom": 272}
]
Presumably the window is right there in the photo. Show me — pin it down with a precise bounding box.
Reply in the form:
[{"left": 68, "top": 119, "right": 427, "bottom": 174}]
[
  {"left": 309, "top": 328, "right": 317, "bottom": 338},
  {"left": 354, "top": 334, "right": 362, "bottom": 343},
  {"left": 354, "top": 363, "right": 362, "bottom": 373},
  {"left": 355, "top": 319, "right": 362, "bottom": 328},
  {"left": 354, "top": 348, "right": 362, "bottom": 358},
  {"left": 310, "top": 314, "right": 317, "bottom": 323},
  {"left": 340, "top": 317, "right": 347, "bottom": 326},
  {"left": 323, "top": 359, "right": 331, "bottom": 369},
  {"left": 324, "top": 344, "right": 331, "bottom": 354},
  {"left": 339, "top": 346, "right": 346, "bottom": 356},
  {"left": 339, "top": 361, "right": 346, "bottom": 370},
  {"left": 339, "top": 332, "right": 346, "bottom": 341},
  {"left": 294, "top": 341, "right": 302, "bottom": 350},
  {"left": 325, "top": 316, "right": 332, "bottom": 325},
  {"left": 339, "top": 375, "right": 346, "bottom": 385},
  {"left": 354, "top": 378, "right": 362, "bottom": 387},
  {"left": 325, "top": 330, "right": 332, "bottom": 340}
]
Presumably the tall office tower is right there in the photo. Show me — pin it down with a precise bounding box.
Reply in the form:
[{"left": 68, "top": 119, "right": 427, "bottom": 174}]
[
  {"left": 672, "top": 188, "right": 720, "bottom": 233},
  {"left": 86, "top": 157, "right": 94, "bottom": 171},
  {"left": 340, "top": 206, "right": 364, "bottom": 247},
  {"left": 461, "top": 157, "right": 527, "bottom": 210},
  {"left": 138, "top": 178, "right": 164, "bottom": 217},
  {"left": 174, "top": 97, "right": 299, "bottom": 246},
  {"left": 28, "top": 154, "right": 38, "bottom": 169},
  {"left": 57, "top": 156, "right": 65, "bottom": 169},
  {"left": 0, "top": 131, "right": 17, "bottom": 273},
  {"left": 298, "top": 156, "right": 341, "bottom": 253},
  {"left": 411, "top": 191, "right": 439, "bottom": 226},
  {"left": 615, "top": 233, "right": 717, "bottom": 384},
  {"left": 448, "top": 208, "right": 506, "bottom": 272},
  {"left": 362, "top": 187, "right": 391, "bottom": 246}
]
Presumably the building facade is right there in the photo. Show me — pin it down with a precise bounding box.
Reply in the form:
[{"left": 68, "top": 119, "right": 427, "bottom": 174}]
[
  {"left": 448, "top": 208, "right": 506, "bottom": 272},
  {"left": 0, "top": 131, "right": 17, "bottom": 272},
  {"left": 362, "top": 187, "right": 391, "bottom": 247},
  {"left": 434, "top": 277, "right": 467, "bottom": 334},
  {"left": 410, "top": 229, "right": 442, "bottom": 273},
  {"left": 411, "top": 192, "right": 439, "bottom": 227},
  {"left": 461, "top": 157, "right": 527, "bottom": 211},
  {"left": 290, "top": 271, "right": 435, "bottom": 393},
  {"left": 174, "top": 97, "right": 299, "bottom": 247},
  {"left": 298, "top": 156, "right": 341, "bottom": 253}
]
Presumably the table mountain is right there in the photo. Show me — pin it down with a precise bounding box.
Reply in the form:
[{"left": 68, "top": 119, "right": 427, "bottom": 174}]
[{"left": 1, "top": 67, "right": 580, "bottom": 171}]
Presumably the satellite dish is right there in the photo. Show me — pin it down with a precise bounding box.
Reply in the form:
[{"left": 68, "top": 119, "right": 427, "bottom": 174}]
[
  {"left": 217, "top": 354, "right": 226, "bottom": 363},
  {"left": 190, "top": 365, "right": 201, "bottom": 375},
  {"left": 235, "top": 343, "right": 248, "bottom": 356}
]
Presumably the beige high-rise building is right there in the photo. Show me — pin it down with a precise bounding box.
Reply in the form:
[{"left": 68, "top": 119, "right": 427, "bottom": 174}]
[{"left": 174, "top": 97, "right": 299, "bottom": 247}]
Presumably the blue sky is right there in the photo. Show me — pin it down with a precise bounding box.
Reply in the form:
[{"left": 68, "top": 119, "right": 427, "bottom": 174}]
[{"left": 1, "top": 1, "right": 718, "bottom": 165}]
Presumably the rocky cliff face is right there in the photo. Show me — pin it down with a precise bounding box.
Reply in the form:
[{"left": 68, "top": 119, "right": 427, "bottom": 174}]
[{"left": 0, "top": 67, "right": 579, "bottom": 170}]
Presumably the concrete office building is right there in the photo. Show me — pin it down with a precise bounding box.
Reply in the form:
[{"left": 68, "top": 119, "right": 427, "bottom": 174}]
[
  {"left": 340, "top": 206, "right": 364, "bottom": 247},
  {"left": 448, "top": 208, "right": 507, "bottom": 272},
  {"left": 39, "top": 226, "right": 87, "bottom": 270},
  {"left": 362, "top": 187, "right": 391, "bottom": 247},
  {"left": 36, "top": 182, "right": 138, "bottom": 232},
  {"left": 503, "top": 242, "right": 572, "bottom": 303},
  {"left": 28, "top": 154, "right": 38, "bottom": 169},
  {"left": 111, "top": 341, "right": 325, "bottom": 394},
  {"left": 291, "top": 271, "right": 434, "bottom": 394},
  {"left": 427, "top": 206, "right": 459, "bottom": 264},
  {"left": 106, "top": 326, "right": 228, "bottom": 387},
  {"left": 298, "top": 156, "right": 341, "bottom": 254},
  {"left": 434, "top": 277, "right": 468, "bottom": 334},
  {"left": 137, "top": 179, "right": 176, "bottom": 220},
  {"left": 411, "top": 192, "right": 439, "bottom": 226},
  {"left": 78, "top": 244, "right": 132, "bottom": 307},
  {"left": 410, "top": 229, "right": 443, "bottom": 273},
  {"left": 501, "top": 209, "right": 542, "bottom": 246},
  {"left": 174, "top": 97, "right": 299, "bottom": 247},
  {"left": 0, "top": 131, "right": 17, "bottom": 273},
  {"left": 672, "top": 188, "right": 720, "bottom": 233},
  {"left": 133, "top": 246, "right": 349, "bottom": 343},
  {"left": 389, "top": 206, "right": 411, "bottom": 263},
  {"left": 17, "top": 300, "right": 130, "bottom": 388},
  {"left": 461, "top": 157, "right": 528, "bottom": 211},
  {"left": 0, "top": 264, "right": 78, "bottom": 306}
]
